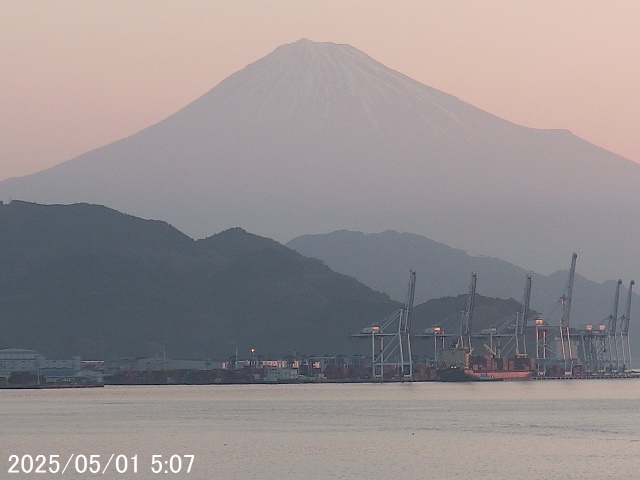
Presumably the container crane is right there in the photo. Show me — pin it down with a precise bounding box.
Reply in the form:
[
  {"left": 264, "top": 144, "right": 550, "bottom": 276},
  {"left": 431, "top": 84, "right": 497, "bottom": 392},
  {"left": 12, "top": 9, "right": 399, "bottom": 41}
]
[
  {"left": 607, "top": 279, "right": 623, "bottom": 370},
  {"left": 398, "top": 269, "right": 417, "bottom": 378},
  {"left": 517, "top": 274, "right": 532, "bottom": 355},
  {"left": 460, "top": 272, "right": 477, "bottom": 352},
  {"left": 619, "top": 280, "right": 635, "bottom": 370},
  {"left": 559, "top": 253, "right": 577, "bottom": 369},
  {"left": 353, "top": 269, "right": 416, "bottom": 380}
]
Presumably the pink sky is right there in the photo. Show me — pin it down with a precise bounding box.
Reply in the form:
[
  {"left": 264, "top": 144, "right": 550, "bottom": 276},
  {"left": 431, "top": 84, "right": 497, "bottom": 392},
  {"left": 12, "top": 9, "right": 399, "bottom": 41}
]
[{"left": 1, "top": 1, "right": 639, "bottom": 181}]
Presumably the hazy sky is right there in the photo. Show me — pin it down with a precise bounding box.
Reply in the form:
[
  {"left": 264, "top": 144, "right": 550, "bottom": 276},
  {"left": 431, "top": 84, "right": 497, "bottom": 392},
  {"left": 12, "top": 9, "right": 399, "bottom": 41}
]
[{"left": 2, "top": 1, "right": 639, "bottom": 181}]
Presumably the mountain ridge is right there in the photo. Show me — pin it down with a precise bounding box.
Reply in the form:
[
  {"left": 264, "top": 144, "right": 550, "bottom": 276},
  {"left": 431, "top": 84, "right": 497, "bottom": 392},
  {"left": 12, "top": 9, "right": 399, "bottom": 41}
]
[
  {"left": 2, "top": 39, "right": 639, "bottom": 281},
  {"left": 0, "top": 201, "right": 543, "bottom": 360},
  {"left": 0, "top": 201, "right": 402, "bottom": 359},
  {"left": 287, "top": 229, "right": 639, "bottom": 343}
]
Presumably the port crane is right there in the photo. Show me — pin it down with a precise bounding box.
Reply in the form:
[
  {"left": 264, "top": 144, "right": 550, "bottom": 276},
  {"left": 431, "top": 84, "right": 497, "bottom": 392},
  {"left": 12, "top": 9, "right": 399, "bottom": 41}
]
[
  {"left": 533, "top": 253, "right": 578, "bottom": 374},
  {"left": 559, "top": 253, "right": 577, "bottom": 370},
  {"left": 353, "top": 270, "right": 416, "bottom": 380},
  {"left": 472, "top": 274, "right": 534, "bottom": 359},
  {"left": 417, "top": 273, "right": 533, "bottom": 362},
  {"left": 486, "top": 274, "right": 533, "bottom": 358},
  {"left": 577, "top": 279, "right": 628, "bottom": 374},
  {"left": 482, "top": 343, "right": 497, "bottom": 356},
  {"left": 516, "top": 274, "right": 532, "bottom": 355},
  {"left": 459, "top": 272, "right": 477, "bottom": 351},
  {"left": 607, "top": 279, "right": 623, "bottom": 371},
  {"left": 619, "top": 280, "right": 635, "bottom": 370}
]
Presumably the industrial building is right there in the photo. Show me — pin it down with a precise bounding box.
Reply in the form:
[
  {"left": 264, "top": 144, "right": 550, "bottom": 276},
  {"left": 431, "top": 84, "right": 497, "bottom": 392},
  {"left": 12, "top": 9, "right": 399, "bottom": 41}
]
[{"left": 0, "top": 349, "right": 103, "bottom": 387}]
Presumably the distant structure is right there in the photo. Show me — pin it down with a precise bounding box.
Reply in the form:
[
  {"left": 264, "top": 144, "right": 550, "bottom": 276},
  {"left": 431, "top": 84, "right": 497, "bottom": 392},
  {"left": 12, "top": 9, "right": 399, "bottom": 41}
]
[
  {"left": 0, "top": 349, "right": 103, "bottom": 387},
  {"left": 353, "top": 270, "right": 416, "bottom": 380},
  {"left": 415, "top": 253, "right": 637, "bottom": 380}
]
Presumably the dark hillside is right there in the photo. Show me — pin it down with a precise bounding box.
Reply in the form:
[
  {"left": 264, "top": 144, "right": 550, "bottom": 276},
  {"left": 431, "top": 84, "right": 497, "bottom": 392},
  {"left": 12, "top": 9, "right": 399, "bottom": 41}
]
[
  {"left": 0, "top": 201, "right": 399, "bottom": 359},
  {"left": 413, "top": 294, "right": 523, "bottom": 334}
]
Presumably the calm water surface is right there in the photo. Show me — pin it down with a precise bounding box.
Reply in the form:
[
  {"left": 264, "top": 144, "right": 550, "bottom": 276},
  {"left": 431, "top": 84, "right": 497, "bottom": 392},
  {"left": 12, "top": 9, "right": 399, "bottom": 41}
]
[{"left": 2, "top": 381, "right": 640, "bottom": 479}]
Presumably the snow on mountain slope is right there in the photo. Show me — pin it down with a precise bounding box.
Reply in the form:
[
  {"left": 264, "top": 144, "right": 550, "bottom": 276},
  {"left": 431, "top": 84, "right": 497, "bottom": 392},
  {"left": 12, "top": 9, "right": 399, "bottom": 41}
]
[{"left": 2, "top": 39, "right": 639, "bottom": 281}]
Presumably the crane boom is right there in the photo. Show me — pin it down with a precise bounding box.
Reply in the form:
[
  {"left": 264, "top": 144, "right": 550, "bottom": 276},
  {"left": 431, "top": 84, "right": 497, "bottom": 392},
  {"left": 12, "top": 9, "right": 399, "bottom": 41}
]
[
  {"left": 608, "top": 279, "right": 623, "bottom": 370},
  {"left": 621, "top": 280, "right": 635, "bottom": 370},
  {"left": 516, "top": 274, "right": 532, "bottom": 355},
  {"left": 520, "top": 275, "right": 532, "bottom": 335},
  {"left": 461, "top": 272, "right": 477, "bottom": 350},
  {"left": 559, "top": 253, "right": 577, "bottom": 367},
  {"left": 483, "top": 343, "right": 497, "bottom": 357},
  {"left": 400, "top": 270, "right": 416, "bottom": 334},
  {"left": 560, "top": 253, "right": 577, "bottom": 329},
  {"left": 621, "top": 280, "right": 635, "bottom": 335},
  {"left": 609, "top": 279, "right": 623, "bottom": 334}
]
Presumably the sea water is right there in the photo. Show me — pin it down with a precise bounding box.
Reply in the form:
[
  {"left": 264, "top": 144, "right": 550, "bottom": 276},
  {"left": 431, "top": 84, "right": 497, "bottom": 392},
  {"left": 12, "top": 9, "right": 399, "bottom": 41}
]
[{"left": 2, "top": 381, "right": 640, "bottom": 479}]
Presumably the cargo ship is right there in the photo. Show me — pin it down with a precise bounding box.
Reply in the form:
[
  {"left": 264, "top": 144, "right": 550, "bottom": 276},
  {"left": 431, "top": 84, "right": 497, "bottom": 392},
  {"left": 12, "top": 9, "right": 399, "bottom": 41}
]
[{"left": 436, "top": 348, "right": 535, "bottom": 382}]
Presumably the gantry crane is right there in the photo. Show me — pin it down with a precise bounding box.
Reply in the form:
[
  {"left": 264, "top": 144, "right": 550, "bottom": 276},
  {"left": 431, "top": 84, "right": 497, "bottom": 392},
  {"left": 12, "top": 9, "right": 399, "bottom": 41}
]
[
  {"left": 619, "top": 280, "right": 635, "bottom": 371},
  {"left": 460, "top": 272, "right": 477, "bottom": 352},
  {"left": 353, "top": 270, "right": 416, "bottom": 380},
  {"left": 607, "top": 279, "right": 623, "bottom": 371},
  {"left": 579, "top": 278, "right": 624, "bottom": 373},
  {"left": 516, "top": 274, "right": 532, "bottom": 355},
  {"left": 476, "top": 274, "right": 533, "bottom": 359},
  {"left": 559, "top": 253, "right": 577, "bottom": 370},
  {"left": 398, "top": 269, "right": 417, "bottom": 378}
]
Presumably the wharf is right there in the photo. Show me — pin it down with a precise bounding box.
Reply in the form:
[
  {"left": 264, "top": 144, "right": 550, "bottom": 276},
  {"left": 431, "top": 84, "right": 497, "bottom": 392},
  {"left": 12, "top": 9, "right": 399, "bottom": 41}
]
[
  {"left": 531, "top": 373, "right": 640, "bottom": 380},
  {"left": 1, "top": 383, "right": 104, "bottom": 390}
]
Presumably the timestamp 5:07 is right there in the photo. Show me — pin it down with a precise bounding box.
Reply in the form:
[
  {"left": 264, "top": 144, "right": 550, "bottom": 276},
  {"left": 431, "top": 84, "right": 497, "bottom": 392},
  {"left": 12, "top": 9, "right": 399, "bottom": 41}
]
[
  {"left": 8, "top": 453, "right": 194, "bottom": 475},
  {"left": 151, "top": 454, "right": 195, "bottom": 474}
]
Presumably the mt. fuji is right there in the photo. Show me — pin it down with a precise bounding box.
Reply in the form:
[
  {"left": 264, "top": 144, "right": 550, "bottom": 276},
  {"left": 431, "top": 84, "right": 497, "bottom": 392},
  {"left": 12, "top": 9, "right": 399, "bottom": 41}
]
[{"left": 2, "top": 39, "right": 639, "bottom": 281}]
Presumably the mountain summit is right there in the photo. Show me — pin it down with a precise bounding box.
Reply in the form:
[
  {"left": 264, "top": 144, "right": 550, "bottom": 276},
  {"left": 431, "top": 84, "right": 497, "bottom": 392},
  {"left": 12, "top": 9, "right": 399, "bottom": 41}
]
[{"left": 2, "top": 39, "right": 639, "bottom": 281}]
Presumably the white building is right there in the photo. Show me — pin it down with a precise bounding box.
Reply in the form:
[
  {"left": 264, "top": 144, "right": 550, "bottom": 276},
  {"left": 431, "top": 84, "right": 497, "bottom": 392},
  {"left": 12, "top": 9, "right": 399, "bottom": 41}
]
[
  {"left": 265, "top": 367, "right": 299, "bottom": 382},
  {"left": 0, "top": 349, "right": 97, "bottom": 385},
  {"left": 0, "top": 349, "right": 46, "bottom": 372},
  {"left": 104, "top": 357, "right": 223, "bottom": 375}
]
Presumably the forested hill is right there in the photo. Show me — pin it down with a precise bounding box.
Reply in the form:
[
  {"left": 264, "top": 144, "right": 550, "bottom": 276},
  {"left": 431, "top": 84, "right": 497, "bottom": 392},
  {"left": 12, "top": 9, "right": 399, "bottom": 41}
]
[
  {"left": 0, "top": 201, "right": 398, "bottom": 359},
  {"left": 0, "top": 201, "right": 528, "bottom": 360}
]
